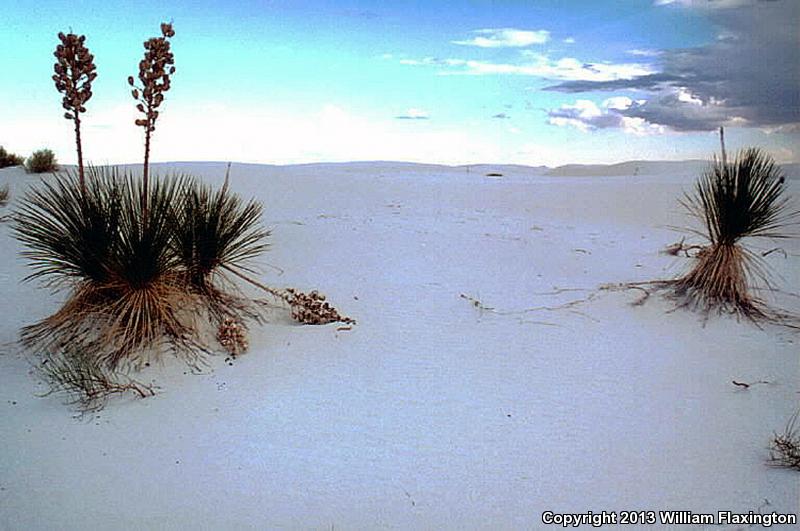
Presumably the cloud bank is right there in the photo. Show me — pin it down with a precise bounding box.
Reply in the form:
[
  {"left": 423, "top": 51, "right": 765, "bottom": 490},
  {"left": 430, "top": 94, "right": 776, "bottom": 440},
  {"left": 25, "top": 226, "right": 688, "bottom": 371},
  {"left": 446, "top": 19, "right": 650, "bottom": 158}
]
[{"left": 546, "top": 0, "right": 799, "bottom": 131}]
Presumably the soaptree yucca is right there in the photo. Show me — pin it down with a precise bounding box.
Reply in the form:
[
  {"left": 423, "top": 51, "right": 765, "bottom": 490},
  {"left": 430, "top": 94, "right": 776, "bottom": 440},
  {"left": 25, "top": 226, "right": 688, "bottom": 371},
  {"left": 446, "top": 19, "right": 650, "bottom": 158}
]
[
  {"left": 16, "top": 168, "right": 202, "bottom": 368},
  {"left": 675, "top": 147, "right": 797, "bottom": 317}
]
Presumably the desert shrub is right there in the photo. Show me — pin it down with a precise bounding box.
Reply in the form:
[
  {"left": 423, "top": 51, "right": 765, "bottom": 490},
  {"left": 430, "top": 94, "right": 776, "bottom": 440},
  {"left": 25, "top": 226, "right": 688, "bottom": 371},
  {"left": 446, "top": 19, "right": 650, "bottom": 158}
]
[
  {"left": 0, "top": 185, "right": 8, "bottom": 207},
  {"left": 38, "top": 348, "right": 155, "bottom": 412},
  {"left": 0, "top": 146, "right": 24, "bottom": 168},
  {"left": 674, "top": 148, "right": 797, "bottom": 318},
  {"left": 25, "top": 149, "right": 58, "bottom": 173},
  {"left": 769, "top": 409, "right": 800, "bottom": 470}
]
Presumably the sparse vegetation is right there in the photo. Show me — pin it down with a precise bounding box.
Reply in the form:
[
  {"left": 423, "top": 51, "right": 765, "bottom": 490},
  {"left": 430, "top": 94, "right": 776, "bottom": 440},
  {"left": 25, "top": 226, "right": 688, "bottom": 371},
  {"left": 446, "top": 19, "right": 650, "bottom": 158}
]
[
  {"left": 25, "top": 149, "right": 58, "bottom": 173},
  {"left": 0, "top": 185, "right": 8, "bottom": 207},
  {"left": 14, "top": 21, "right": 352, "bottom": 412},
  {"left": 0, "top": 146, "right": 24, "bottom": 168},
  {"left": 53, "top": 31, "right": 96, "bottom": 186},
  {"left": 768, "top": 409, "right": 800, "bottom": 470}
]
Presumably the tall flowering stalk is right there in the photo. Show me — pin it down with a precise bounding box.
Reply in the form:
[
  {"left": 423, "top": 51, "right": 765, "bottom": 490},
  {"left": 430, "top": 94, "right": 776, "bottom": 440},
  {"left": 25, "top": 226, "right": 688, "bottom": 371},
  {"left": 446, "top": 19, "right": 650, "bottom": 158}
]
[
  {"left": 52, "top": 32, "right": 97, "bottom": 190},
  {"left": 128, "top": 22, "right": 175, "bottom": 214}
]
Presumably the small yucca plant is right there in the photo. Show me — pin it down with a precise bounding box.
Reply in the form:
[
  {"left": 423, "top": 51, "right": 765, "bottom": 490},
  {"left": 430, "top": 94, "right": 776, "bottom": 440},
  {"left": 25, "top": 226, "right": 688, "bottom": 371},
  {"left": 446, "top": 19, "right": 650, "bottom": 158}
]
[
  {"left": 675, "top": 147, "right": 797, "bottom": 317},
  {"left": 25, "top": 149, "right": 58, "bottom": 173}
]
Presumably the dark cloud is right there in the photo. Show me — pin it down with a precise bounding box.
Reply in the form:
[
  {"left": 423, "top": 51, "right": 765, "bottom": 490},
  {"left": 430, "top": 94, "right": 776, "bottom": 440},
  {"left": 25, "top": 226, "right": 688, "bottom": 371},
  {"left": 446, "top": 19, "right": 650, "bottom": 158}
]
[
  {"left": 544, "top": 0, "right": 800, "bottom": 131},
  {"left": 492, "top": 113, "right": 511, "bottom": 119}
]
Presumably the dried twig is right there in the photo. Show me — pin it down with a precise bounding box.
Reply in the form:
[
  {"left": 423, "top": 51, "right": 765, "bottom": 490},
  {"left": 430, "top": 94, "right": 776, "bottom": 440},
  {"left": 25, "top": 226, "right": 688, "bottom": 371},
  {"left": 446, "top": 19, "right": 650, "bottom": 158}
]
[{"left": 732, "top": 379, "right": 771, "bottom": 389}]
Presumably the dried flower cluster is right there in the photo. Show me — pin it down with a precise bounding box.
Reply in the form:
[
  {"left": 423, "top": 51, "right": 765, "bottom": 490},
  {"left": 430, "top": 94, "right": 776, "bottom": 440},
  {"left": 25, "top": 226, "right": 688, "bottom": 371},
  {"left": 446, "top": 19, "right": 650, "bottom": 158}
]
[
  {"left": 217, "top": 317, "right": 249, "bottom": 356},
  {"left": 128, "top": 22, "right": 176, "bottom": 194},
  {"left": 283, "top": 288, "right": 355, "bottom": 325},
  {"left": 52, "top": 32, "right": 96, "bottom": 186}
]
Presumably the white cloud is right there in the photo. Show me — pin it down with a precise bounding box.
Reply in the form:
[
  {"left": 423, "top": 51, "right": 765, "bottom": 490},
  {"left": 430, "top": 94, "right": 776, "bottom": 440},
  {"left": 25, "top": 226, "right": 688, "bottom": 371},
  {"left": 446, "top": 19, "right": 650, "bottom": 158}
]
[
  {"left": 452, "top": 28, "right": 550, "bottom": 48},
  {"left": 676, "top": 87, "right": 703, "bottom": 105},
  {"left": 547, "top": 98, "right": 665, "bottom": 135},
  {"left": 563, "top": 37, "right": 576, "bottom": 44},
  {"left": 627, "top": 48, "right": 661, "bottom": 57},
  {"left": 453, "top": 55, "right": 655, "bottom": 82},
  {"left": 602, "top": 96, "right": 634, "bottom": 110},
  {"left": 395, "top": 108, "right": 430, "bottom": 120}
]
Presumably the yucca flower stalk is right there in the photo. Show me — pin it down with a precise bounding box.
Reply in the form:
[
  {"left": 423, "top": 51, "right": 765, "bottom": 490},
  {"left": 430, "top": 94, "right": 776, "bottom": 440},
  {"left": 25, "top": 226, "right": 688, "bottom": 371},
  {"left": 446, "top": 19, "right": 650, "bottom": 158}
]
[
  {"left": 129, "top": 22, "right": 175, "bottom": 214},
  {"left": 52, "top": 32, "right": 97, "bottom": 189}
]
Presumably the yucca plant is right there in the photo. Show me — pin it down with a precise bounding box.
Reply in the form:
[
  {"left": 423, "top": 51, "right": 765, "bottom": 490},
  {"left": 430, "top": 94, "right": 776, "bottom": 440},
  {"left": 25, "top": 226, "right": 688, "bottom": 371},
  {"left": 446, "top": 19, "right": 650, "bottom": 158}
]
[
  {"left": 16, "top": 167, "right": 204, "bottom": 368},
  {"left": 0, "top": 185, "right": 8, "bottom": 207},
  {"left": 171, "top": 175, "right": 269, "bottom": 323},
  {"left": 675, "top": 147, "right": 797, "bottom": 317}
]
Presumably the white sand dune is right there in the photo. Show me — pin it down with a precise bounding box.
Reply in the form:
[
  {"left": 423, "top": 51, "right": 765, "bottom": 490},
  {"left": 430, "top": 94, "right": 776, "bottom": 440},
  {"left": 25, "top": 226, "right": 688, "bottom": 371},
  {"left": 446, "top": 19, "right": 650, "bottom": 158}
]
[{"left": 1, "top": 162, "right": 798, "bottom": 530}]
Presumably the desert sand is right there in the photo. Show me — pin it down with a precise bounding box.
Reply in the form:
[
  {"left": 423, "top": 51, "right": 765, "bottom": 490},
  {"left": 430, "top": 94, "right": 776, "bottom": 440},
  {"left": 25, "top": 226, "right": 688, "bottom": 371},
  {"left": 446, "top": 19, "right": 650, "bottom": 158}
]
[{"left": 1, "top": 161, "right": 798, "bottom": 529}]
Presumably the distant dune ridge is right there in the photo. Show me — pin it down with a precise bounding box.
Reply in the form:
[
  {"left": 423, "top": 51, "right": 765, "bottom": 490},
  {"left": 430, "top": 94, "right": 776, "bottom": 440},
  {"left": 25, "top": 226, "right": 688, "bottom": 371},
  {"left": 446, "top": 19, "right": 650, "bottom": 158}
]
[{"left": 23, "top": 159, "right": 795, "bottom": 179}]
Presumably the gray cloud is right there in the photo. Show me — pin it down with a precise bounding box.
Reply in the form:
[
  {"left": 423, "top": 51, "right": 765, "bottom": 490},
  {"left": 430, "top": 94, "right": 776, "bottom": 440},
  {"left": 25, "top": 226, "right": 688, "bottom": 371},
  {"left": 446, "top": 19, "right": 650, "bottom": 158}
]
[
  {"left": 545, "top": 0, "right": 799, "bottom": 131},
  {"left": 492, "top": 113, "right": 511, "bottom": 119}
]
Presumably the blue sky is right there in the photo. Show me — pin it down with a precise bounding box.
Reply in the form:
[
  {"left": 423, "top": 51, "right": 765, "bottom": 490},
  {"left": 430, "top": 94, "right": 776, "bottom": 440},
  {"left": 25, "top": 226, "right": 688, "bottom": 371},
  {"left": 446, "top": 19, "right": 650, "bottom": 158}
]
[{"left": 1, "top": 0, "right": 798, "bottom": 166}]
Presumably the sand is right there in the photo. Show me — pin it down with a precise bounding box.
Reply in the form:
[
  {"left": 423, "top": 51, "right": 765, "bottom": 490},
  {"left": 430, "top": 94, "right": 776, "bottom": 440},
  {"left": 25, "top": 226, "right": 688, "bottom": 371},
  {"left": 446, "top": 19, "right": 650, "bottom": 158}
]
[{"left": 1, "top": 162, "right": 798, "bottom": 530}]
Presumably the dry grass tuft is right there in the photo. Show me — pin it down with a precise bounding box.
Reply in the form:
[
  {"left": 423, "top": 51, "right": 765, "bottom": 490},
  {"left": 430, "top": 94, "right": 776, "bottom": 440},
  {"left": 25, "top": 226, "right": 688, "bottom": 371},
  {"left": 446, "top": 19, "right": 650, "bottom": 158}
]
[
  {"left": 0, "top": 185, "right": 8, "bottom": 207},
  {"left": 768, "top": 409, "right": 800, "bottom": 470}
]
